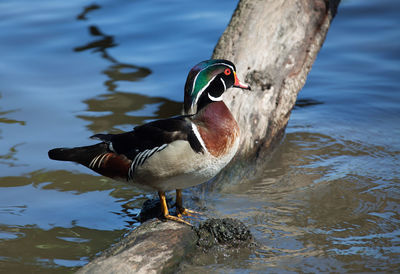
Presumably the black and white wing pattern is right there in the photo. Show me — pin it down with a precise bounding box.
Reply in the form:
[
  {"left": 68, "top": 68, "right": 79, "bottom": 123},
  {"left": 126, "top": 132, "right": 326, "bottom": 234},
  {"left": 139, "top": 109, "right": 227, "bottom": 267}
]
[{"left": 90, "top": 115, "right": 205, "bottom": 180}]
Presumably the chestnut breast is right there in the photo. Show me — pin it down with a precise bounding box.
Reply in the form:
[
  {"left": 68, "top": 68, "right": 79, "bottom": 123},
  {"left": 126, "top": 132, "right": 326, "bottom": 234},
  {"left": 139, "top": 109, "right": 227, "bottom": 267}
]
[{"left": 194, "top": 101, "right": 240, "bottom": 157}]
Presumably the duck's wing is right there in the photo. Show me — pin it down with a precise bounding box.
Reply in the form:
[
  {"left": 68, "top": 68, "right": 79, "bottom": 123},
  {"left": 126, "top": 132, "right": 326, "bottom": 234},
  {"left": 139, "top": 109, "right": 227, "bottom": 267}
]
[{"left": 48, "top": 116, "right": 204, "bottom": 180}]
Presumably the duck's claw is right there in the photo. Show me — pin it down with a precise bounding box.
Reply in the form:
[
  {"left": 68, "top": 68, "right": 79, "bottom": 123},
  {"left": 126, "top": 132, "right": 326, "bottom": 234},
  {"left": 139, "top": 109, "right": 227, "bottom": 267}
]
[
  {"left": 161, "top": 214, "right": 192, "bottom": 226},
  {"left": 176, "top": 207, "right": 203, "bottom": 218}
]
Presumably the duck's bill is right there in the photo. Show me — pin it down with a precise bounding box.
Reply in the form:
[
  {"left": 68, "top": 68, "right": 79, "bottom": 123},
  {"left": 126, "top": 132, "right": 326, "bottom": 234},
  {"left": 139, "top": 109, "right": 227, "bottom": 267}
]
[{"left": 233, "top": 72, "right": 251, "bottom": 90}]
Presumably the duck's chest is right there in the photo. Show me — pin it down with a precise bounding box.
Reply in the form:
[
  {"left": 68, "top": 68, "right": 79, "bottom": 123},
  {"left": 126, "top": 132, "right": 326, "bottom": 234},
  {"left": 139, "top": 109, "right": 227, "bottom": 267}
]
[{"left": 195, "top": 101, "right": 240, "bottom": 158}]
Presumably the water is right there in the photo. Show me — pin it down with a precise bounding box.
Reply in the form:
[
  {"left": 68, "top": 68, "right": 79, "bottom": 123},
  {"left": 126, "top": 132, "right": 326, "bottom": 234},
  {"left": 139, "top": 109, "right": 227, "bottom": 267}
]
[{"left": 0, "top": 0, "right": 399, "bottom": 273}]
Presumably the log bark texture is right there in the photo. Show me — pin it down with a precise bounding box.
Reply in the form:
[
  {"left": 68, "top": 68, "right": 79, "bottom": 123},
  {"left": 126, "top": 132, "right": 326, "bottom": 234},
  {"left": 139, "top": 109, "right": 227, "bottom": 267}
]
[
  {"left": 213, "top": 0, "right": 339, "bottom": 160},
  {"left": 78, "top": 0, "right": 340, "bottom": 273},
  {"left": 77, "top": 220, "right": 197, "bottom": 274}
]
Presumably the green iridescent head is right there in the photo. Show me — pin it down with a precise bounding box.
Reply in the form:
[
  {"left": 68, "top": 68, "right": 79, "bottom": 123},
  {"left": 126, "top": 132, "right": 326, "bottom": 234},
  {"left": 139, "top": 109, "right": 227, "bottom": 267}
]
[{"left": 183, "top": 59, "right": 250, "bottom": 115}]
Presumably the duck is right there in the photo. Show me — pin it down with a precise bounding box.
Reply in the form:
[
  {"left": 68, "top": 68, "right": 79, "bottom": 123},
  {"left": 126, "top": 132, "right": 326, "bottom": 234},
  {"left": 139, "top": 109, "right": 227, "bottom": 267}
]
[{"left": 48, "top": 59, "right": 251, "bottom": 225}]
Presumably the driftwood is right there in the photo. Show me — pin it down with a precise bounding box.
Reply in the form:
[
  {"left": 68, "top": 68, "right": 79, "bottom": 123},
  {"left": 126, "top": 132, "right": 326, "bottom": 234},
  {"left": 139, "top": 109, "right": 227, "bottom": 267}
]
[{"left": 78, "top": 0, "right": 340, "bottom": 273}]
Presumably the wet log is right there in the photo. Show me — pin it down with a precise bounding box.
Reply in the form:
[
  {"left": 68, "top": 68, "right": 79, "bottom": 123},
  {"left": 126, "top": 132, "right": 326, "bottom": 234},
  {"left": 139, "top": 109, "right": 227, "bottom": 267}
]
[
  {"left": 77, "top": 218, "right": 253, "bottom": 273},
  {"left": 78, "top": 0, "right": 340, "bottom": 273}
]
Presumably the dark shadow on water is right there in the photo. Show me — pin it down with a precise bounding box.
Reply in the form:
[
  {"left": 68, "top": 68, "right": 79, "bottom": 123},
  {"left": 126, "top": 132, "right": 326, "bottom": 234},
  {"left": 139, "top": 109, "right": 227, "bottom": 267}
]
[
  {"left": 74, "top": 5, "right": 152, "bottom": 93},
  {"left": 73, "top": 4, "right": 171, "bottom": 134},
  {"left": 76, "top": 4, "right": 101, "bottom": 21},
  {"left": 294, "top": 98, "right": 323, "bottom": 109},
  {"left": 74, "top": 25, "right": 118, "bottom": 56}
]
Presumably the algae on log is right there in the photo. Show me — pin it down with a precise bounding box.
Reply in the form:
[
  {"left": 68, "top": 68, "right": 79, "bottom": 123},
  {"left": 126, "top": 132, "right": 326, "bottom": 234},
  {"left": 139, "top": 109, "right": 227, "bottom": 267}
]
[
  {"left": 213, "top": 0, "right": 339, "bottom": 161},
  {"left": 78, "top": 218, "right": 254, "bottom": 273}
]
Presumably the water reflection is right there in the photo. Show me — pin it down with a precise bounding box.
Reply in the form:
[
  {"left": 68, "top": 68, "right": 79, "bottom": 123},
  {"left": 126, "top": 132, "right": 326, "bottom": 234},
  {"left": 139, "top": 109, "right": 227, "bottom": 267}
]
[
  {"left": 74, "top": 25, "right": 118, "bottom": 57},
  {"left": 0, "top": 95, "right": 26, "bottom": 141},
  {"left": 0, "top": 109, "right": 25, "bottom": 127},
  {"left": 294, "top": 98, "right": 324, "bottom": 109},
  {"left": 76, "top": 4, "right": 101, "bottom": 21},
  {"left": 0, "top": 169, "right": 143, "bottom": 198},
  {"left": 0, "top": 169, "right": 145, "bottom": 272},
  {"left": 74, "top": 4, "right": 152, "bottom": 93},
  {"left": 0, "top": 143, "right": 26, "bottom": 167},
  {"left": 247, "top": 174, "right": 400, "bottom": 272},
  {"left": 73, "top": 4, "right": 176, "bottom": 133},
  {"left": 77, "top": 92, "right": 181, "bottom": 133},
  {"left": 0, "top": 92, "right": 25, "bottom": 170},
  {"left": 0, "top": 223, "right": 124, "bottom": 273},
  {"left": 74, "top": 24, "right": 151, "bottom": 92}
]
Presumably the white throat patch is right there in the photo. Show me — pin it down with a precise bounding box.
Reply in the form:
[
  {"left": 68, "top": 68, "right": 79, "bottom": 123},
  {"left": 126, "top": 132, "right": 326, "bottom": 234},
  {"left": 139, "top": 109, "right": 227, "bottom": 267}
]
[{"left": 208, "top": 93, "right": 223, "bottom": 102}]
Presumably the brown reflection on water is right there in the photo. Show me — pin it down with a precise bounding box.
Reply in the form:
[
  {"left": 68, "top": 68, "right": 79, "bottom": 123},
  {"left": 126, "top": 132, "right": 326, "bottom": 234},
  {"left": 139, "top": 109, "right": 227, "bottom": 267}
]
[
  {"left": 76, "top": 4, "right": 101, "bottom": 21},
  {"left": 0, "top": 170, "right": 147, "bottom": 273},
  {"left": 0, "top": 143, "right": 26, "bottom": 168},
  {"left": 1, "top": 169, "right": 143, "bottom": 199},
  {"left": 0, "top": 223, "right": 124, "bottom": 274},
  {"left": 0, "top": 96, "right": 26, "bottom": 141},
  {"left": 74, "top": 6, "right": 152, "bottom": 93},
  {"left": 74, "top": 24, "right": 152, "bottom": 92},
  {"left": 72, "top": 5, "right": 181, "bottom": 133},
  {"left": 0, "top": 109, "right": 25, "bottom": 127},
  {"left": 77, "top": 92, "right": 181, "bottom": 133}
]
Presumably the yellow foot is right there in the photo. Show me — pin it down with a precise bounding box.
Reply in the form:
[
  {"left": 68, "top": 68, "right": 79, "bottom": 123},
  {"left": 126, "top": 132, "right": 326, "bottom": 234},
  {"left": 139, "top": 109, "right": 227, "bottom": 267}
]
[
  {"left": 177, "top": 207, "right": 203, "bottom": 218},
  {"left": 162, "top": 214, "right": 192, "bottom": 226}
]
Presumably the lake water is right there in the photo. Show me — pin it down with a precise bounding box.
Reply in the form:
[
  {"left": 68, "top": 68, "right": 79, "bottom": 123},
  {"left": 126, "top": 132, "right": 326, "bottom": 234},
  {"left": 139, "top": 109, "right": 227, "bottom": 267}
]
[{"left": 1, "top": 0, "right": 399, "bottom": 272}]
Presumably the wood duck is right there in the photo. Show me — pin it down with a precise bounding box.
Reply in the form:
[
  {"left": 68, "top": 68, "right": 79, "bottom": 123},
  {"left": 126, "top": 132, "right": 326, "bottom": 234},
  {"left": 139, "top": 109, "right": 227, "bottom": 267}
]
[{"left": 48, "top": 59, "right": 250, "bottom": 225}]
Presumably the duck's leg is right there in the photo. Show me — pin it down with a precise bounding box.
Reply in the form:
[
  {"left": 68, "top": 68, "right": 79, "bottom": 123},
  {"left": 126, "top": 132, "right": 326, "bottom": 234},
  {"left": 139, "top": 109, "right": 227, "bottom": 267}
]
[
  {"left": 158, "top": 191, "right": 191, "bottom": 226},
  {"left": 175, "top": 189, "right": 202, "bottom": 217}
]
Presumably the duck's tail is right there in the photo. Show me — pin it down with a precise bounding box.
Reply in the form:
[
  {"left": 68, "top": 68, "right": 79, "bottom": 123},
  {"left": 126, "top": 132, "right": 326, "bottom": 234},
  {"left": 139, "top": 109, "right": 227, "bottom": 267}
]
[
  {"left": 48, "top": 143, "right": 108, "bottom": 166},
  {"left": 48, "top": 143, "right": 131, "bottom": 180}
]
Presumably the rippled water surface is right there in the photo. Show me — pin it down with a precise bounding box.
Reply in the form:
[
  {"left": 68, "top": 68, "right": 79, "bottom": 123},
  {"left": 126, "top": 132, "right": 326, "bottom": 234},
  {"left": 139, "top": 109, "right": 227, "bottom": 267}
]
[{"left": 1, "top": 0, "right": 399, "bottom": 273}]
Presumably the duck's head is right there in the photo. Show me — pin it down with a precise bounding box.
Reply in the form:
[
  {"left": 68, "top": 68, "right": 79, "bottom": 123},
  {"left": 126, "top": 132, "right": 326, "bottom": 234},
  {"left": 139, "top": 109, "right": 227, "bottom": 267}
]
[{"left": 184, "top": 59, "right": 251, "bottom": 115}]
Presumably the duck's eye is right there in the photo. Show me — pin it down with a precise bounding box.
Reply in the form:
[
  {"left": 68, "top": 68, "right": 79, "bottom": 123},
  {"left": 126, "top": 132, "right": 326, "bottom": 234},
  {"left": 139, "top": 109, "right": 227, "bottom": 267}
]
[{"left": 224, "top": 68, "right": 231, "bottom": 76}]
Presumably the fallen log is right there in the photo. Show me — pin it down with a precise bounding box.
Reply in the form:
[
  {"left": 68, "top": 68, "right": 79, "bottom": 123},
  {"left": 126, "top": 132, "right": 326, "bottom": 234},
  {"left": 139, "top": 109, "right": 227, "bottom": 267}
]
[{"left": 77, "top": 220, "right": 197, "bottom": 274}]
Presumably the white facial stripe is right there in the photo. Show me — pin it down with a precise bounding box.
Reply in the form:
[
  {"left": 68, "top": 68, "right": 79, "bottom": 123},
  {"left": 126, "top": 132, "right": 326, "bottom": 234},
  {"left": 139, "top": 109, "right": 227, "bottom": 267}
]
[
  {"left": 189, "top": 62, "right": 235, "bottom": 113},
  {"left": 220, "top": 77, "right": 226, "bottom": 91},
  {"left": 191, "top": 62, "right": 235, "bottom": 96},
  {"left": 208, "top": 93, "right": 223, "bottom": 102},
  {"left": 191, "top": 123, "right": 208, "bottom": 153},
  {"left": 191, "top": 75, "right": 217, "bottom": 111}
]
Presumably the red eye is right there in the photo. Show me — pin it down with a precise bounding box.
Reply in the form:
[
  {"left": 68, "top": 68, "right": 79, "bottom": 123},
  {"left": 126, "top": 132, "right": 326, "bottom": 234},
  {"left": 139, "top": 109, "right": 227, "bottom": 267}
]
[{"left": 224, "top": 68, "right": 231, "bottom": 75}]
